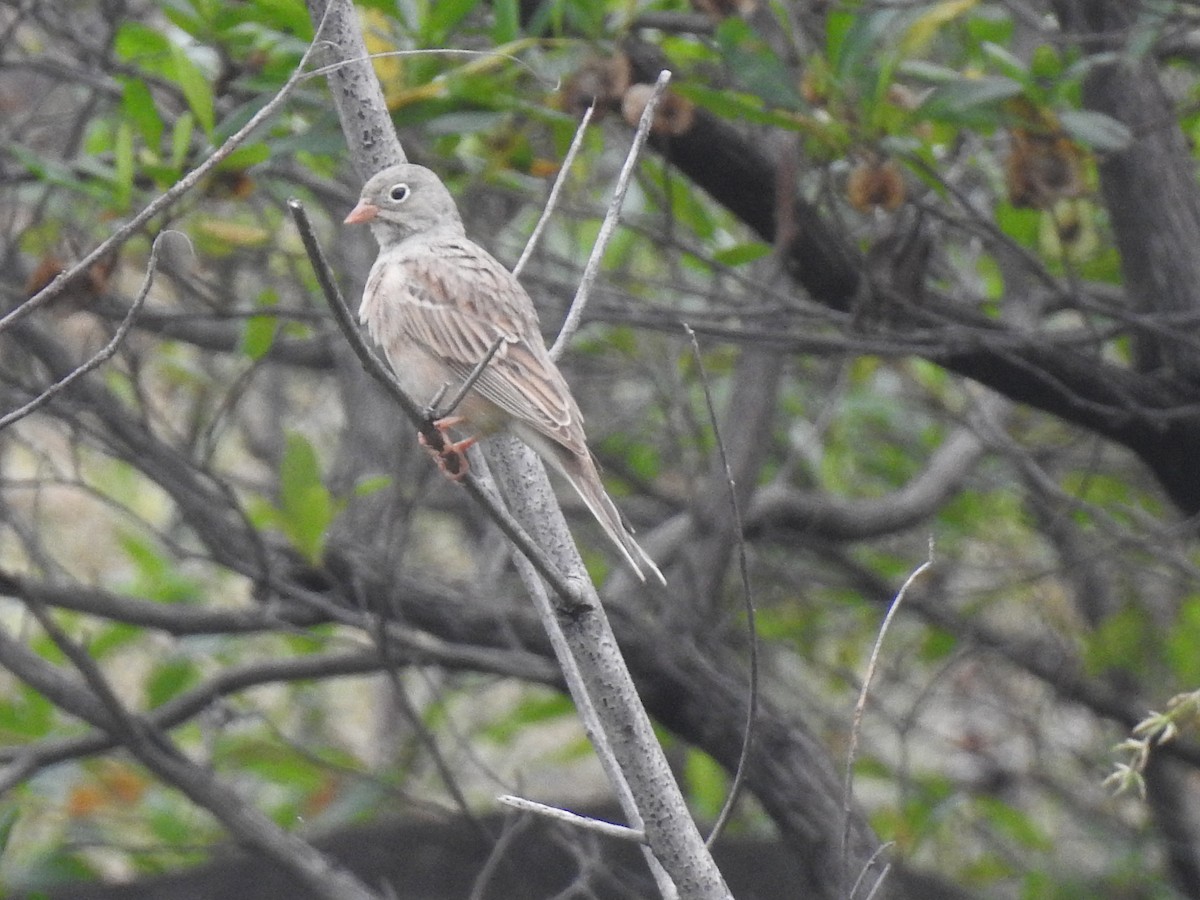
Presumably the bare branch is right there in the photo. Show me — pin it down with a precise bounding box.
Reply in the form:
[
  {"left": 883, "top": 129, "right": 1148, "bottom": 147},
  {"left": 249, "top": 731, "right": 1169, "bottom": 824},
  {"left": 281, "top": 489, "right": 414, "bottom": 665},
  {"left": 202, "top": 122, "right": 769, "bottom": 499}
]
[{"left": 841, "top": 546, "right": 934, "bottom": 897}]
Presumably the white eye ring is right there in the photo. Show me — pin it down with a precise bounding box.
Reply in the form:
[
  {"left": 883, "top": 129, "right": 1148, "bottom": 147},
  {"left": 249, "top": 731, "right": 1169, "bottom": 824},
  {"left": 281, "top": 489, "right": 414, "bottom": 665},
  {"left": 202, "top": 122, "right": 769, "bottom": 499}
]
[{"left": 389, "top": 183, "right": 410, "bottom": 202}]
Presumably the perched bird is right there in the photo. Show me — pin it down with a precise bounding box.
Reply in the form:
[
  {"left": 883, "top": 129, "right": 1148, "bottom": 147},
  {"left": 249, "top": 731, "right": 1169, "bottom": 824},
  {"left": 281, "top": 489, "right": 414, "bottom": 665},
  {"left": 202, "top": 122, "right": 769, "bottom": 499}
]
[{"left": 345, "top": 163, "right": 665, "bottom": 585}]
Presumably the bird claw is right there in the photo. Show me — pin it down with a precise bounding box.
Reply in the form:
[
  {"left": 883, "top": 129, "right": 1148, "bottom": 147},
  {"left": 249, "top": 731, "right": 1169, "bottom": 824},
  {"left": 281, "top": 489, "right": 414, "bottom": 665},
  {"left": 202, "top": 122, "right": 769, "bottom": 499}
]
[{"left": 418, "top": 417, "right": 476, "bottom": 482}]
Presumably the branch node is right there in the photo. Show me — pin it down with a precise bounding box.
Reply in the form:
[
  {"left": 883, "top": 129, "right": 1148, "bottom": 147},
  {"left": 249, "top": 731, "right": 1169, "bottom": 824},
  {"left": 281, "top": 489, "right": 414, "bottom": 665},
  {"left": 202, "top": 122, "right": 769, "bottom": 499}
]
[{"left": 496, "top": 795, "right": 647, "bottom": 843}]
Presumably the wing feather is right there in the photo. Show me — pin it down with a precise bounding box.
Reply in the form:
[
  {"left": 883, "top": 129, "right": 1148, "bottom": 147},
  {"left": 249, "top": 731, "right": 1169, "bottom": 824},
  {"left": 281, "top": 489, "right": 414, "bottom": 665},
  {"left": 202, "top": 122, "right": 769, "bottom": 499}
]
[{"left": 362, "top": 234, "right": 586, "bottom": 457}]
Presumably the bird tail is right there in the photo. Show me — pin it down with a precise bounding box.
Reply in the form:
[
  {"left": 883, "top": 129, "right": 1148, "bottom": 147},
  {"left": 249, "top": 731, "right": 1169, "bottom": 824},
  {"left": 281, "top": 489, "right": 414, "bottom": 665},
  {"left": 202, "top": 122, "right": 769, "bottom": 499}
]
[{"left": 557, "top": 451, "right": 666, "bottom": 586}]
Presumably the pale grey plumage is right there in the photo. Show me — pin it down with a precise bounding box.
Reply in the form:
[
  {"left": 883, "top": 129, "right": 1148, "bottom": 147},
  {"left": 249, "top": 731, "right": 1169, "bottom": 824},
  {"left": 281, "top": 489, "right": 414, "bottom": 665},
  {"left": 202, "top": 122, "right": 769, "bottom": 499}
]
[{"left": 345, "top": 163, "right": 665, "bottom": 585}]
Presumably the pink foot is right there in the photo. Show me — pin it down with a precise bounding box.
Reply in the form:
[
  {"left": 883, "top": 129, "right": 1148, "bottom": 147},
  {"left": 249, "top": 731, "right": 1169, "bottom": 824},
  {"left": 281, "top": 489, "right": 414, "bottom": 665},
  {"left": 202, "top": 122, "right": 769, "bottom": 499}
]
[{"left": 418, "top": 417, "right": 477, "bottom": 481}]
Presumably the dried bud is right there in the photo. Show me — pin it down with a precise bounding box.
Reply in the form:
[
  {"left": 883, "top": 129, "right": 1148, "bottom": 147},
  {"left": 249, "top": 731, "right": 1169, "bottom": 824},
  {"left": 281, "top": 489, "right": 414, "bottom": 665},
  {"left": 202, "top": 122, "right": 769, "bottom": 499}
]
[
  {"left": 561, "top": 54, "right": 632, "bottom": 119},
  {"left": 621, "top": 84, "right": 695, "bottom": 137},
  {"left": 847, "top": 157, "right": 906, "bottom": 212},
  {"left": 1005, "top": 128, "right": 1086, "bottom": 210},
  {"left": 25, "top": 255, "right": 66, "bottom": 297}
]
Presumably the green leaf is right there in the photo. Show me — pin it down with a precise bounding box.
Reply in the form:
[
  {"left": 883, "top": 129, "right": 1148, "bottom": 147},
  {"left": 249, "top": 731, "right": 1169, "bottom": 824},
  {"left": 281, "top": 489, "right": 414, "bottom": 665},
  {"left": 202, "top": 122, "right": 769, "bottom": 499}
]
[
  {"left": 920, "top": 75, "right": 1024, "bottom": 117},
  {"left": 491, "top": 0, "right": 518, "bottom": 43},
  {"left": 1058, "top": 109, "right": 1132, "bottom": 152},
  {"left": 86, "top": 622, "right": 142, "bottom": 659},
  {"left": 114, "top": 23, "right": 214, "bottom": 138},
  {"left": 277, "top": 432, "right": 337, "bottom": 563},
  {"left": 354, "top": 475, "right": 392, "bottom": 497},
  {"left": 0, "top": 804, "right": 19, "bottom": 860},
  {"left": 714, "top": 242, "right": 772, "bottom": 267},
  {"left": 241, "top": 314, "right": 279, "bottom": 360},
  {"left": 1084, "top": 606, "right": 1151, "bottom": 675},
  {"left": 114, "top": 121, "right": 135, "bottom": 210},
  {"left": 114, "top": 22, "right": 171, "bottom": 63},
  {"left": 0, "top": 684, "right": 53, "bottom": 740},
  {"left": 1029, "top": 44, "right": 1063, "bottom": 81},
  {"left": 170, "top": 111, "right": 196, "bottom": 171},
  {"left": 965, "top": 7, "right": 1013, "bottom": 46},
  {"left": 715, "top": 17, "right": 804, "bottom": 110},
  {"left": 684, "top": 749, "right": 729, "bottom": 820},
  {"left": 119, "top": 76, "right": 164, "bottom": 148},
  {"left": 898, "top": 0, "right": 979, "bottom": 57},
  {"left": 251, "top": 0, "right": 315, "bottom": 40},
  {"left": 168, "top": 43, "right": 214, "bottom": 138},
  {"left": 218, "top": 143, "right": 271, "bottom": 170},
  {"left": 674, "top": 84, "right": 804, "bottom": 131},
  {"left": 979, "top": 41, "right": 1030, "bottom": 84},
  {"left": 975, "top": 796, "right": 1052, "bottom": 851},
  {"left": 995, "top": 202, "right": 1040, "bottom": 248},
  {"left": 119, "top": 532, "right": 203, "bottom": 603},
  {"left": 918, "top": 627, "right": 957, "bottom": 661},
  {"left": 482, "top": 690, "right": 573, "bottom": 743},
  {"left": 830, "top": 8, "right": 904, "bottom": 83},
  {"left": 423, "top": 0, "right": 481, "bottom": 43},
  {"left": 241, "top": 289, "right": 280, "bottom": 360},
  {"left": 1166, "top": 597, "right": 1200, "bottom": 684},
  {"left": 898, "top": 59, "right": 972, "bottom": 86},
  {"left": 145, "top": 658, "right": 201, "bottom": 708},
  {"left": 9, "top": 144, "right": 113, "bottom": 200}
]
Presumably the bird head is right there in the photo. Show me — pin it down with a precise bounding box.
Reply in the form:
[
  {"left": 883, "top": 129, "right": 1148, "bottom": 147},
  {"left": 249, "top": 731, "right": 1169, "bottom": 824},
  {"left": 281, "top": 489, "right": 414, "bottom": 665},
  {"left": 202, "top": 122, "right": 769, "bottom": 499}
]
[{"left": 344, "top": 163, "right": 465, "bottom": 245}]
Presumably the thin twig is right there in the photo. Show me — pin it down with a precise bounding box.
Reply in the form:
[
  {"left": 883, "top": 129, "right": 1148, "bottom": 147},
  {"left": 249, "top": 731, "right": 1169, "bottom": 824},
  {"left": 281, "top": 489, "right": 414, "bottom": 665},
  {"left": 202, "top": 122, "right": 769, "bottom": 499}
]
[
  {"left": 861, "top": 861, "right": 895, "bottom": 900},
  {"left": 841, "top": 541, "right": 933, "bottom": 896},
  {"left": 366, "top": 605, "right": 489, "bottom": 842},
  {"left": 685, "top": 325, "right": 759, "bottom": 849},
  {"left": 497, "top": 795, "right": 646, "bottom": 843},
  {"left": 433, "top": 335, "right": 506, "bottom": 420},
  {"left": 0, "top": 9, "right": 334, "bottom": 338},
  {"left": 848, "top": 841, "right": 895, "bottom": 900},
  {"left": 0, "top": 231, "right": 177, "bottom": 431},
  {"left": 512, "top": 101, "right": 596, "bottom": 279},
  {"left": 549, "top": 70, "right": 672, "bottom": 361}
]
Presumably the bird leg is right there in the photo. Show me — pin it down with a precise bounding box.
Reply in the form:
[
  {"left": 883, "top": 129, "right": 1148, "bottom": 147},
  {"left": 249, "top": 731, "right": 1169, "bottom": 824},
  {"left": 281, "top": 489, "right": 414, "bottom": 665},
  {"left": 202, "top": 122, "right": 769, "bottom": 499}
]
[{"left": 418, "top": 416, "right": 477, "bottom": 481}]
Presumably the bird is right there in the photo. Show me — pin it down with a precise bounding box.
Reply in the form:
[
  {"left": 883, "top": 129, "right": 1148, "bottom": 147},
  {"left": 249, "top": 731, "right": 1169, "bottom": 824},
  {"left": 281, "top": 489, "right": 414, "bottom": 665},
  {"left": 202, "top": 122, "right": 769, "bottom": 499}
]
[{"left": 344, "top": 163, "right": 665, "bottom": 585}]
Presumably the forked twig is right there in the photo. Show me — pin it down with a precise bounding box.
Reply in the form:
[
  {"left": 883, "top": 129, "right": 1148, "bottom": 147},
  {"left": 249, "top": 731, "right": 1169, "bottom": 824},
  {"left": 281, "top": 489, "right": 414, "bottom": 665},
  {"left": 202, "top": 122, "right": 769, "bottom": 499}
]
[
  {"left": 841, "top": 541, "right": 933, "bottom": 897},
  {"left": 549, "top": 70, "right": 673, "bottom": 361},
  {"left": 497, "top": 795, "right": 646, "bottom": 843},
  {"left": 513, "top": 101, "right": 596, "bottom": 279},
  {"left": 431, "top": 335, "right": 506, "bottom": 421}
]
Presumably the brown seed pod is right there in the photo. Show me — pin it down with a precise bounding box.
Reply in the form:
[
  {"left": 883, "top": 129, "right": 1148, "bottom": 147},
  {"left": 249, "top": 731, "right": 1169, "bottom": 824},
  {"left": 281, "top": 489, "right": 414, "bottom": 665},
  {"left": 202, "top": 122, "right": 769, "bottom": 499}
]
[
  {"left": 847, "top": 156, "right": 906, "bottom": 212},
  {"left": 1005, "top": 128, "right": 1086, "bottom": 210},
  {"left": 620, "top": 84, "right": 695, "bottom": 137},
  {"left": 560, "top": 53, "right": 632, "bottom": 119}
]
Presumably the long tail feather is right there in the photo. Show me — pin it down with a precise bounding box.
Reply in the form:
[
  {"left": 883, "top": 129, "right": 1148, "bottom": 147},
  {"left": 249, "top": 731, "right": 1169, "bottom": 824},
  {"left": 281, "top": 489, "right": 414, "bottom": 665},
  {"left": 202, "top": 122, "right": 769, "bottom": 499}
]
[{"left": 557, "top": 452, "right": 666, "bottom": 586}]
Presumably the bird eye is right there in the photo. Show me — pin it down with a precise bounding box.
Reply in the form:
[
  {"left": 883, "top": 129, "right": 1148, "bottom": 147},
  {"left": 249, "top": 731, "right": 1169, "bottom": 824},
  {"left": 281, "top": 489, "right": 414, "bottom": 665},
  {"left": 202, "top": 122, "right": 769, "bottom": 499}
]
[{"left": 389, "top": 183, "right": 410, "bottom": 202}]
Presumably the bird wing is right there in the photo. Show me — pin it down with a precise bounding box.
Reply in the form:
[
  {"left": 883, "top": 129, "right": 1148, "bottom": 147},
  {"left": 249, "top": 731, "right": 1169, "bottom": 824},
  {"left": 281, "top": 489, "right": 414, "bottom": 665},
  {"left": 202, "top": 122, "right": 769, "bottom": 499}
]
[{"left": 364, "top": 235, "right": 588, "bottom": 457}]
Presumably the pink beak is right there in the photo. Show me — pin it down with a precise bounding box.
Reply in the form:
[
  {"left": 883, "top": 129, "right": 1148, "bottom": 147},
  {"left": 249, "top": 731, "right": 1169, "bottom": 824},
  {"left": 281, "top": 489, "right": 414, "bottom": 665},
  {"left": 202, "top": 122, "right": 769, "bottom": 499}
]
[{"left": 344, "top": 201, "right": 379, "bottom": 225}]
